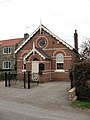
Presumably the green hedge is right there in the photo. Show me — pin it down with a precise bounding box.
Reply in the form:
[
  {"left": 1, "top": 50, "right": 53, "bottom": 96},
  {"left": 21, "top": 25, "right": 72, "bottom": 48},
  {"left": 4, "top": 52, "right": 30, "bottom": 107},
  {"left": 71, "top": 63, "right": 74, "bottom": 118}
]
[
  {"left": 0, "top": 72, "right": 5, "bottom": 81},
  {"left": 69, "top": 62, "right": 90, "bottom": 101}
]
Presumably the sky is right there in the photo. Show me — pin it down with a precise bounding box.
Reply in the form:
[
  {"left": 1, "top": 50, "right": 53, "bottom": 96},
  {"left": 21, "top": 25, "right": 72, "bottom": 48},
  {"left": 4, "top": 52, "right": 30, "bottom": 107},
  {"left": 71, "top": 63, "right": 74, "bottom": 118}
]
[{"left": 0, "top": 0, "right": 90, "bottom": 48}]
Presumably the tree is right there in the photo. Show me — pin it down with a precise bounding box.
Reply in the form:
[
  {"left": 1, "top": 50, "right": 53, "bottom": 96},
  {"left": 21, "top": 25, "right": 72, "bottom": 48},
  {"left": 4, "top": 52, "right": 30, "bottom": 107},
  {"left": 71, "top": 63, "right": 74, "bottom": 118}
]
[{"left": 80, "top": 37, "right": 90, "bottom": 61}]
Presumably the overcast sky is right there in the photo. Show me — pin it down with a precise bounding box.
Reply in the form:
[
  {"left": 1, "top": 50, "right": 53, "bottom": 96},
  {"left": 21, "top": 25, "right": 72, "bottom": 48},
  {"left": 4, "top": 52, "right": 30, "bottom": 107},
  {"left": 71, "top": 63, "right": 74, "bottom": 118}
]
[{"left": 0, "top": 0, "right": 90, "bottom": 48}]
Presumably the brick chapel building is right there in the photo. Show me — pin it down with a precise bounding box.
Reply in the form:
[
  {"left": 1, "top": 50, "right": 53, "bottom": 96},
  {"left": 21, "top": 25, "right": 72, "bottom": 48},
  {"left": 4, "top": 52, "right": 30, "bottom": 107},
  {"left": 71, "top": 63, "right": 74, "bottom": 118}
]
[{"left": 15, "top": 24, "right": 79, "bottom": 83}]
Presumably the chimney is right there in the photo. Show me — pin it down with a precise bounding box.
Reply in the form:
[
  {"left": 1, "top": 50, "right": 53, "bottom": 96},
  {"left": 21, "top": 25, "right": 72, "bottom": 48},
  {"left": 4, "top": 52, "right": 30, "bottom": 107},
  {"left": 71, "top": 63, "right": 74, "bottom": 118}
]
[
  {"left": 74, "top": 30, "right": 78, "bottom": 52},
  {"left": 24, "top": 33, "right": 29, "bottom": 40}
]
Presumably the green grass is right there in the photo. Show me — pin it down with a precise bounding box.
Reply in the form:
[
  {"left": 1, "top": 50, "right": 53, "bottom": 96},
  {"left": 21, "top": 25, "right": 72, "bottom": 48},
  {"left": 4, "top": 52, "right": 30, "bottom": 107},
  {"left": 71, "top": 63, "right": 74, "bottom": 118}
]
[{"left": 72, "top": 100, "right": 90, "bottom": 109}]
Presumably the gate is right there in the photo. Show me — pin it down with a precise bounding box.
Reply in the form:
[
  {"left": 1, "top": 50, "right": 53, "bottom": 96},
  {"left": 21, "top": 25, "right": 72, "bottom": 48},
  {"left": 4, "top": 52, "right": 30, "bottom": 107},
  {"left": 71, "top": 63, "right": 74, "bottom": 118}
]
[
  {"left": 32, "top": 73, "right": 39, "bottom": 82},
  {"left": 4, "top": 72, "right": 39, "bottom": 89}
]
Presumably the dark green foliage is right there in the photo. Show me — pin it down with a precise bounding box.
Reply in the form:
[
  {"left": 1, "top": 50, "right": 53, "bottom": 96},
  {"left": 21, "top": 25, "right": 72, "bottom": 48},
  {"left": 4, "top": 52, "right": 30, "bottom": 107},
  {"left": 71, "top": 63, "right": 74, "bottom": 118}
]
[
  {"left": 69, "top": 67, "right": 74, "bottom": 88},
  {"left": 0, "top": 72, "right": 4, "bottom": 81},
  {"left": 69, "top": 62, "right": 90, "bottom": 101},
  {"left": 73, "top": 62, "right": 90, "bottom": 82}
]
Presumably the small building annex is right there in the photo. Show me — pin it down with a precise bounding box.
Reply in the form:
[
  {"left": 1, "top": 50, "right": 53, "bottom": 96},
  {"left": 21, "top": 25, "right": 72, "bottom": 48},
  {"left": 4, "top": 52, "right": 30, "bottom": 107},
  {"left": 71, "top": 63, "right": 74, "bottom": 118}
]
[{"left": 15, "top": 24, "right": 79, "bottom": 83}]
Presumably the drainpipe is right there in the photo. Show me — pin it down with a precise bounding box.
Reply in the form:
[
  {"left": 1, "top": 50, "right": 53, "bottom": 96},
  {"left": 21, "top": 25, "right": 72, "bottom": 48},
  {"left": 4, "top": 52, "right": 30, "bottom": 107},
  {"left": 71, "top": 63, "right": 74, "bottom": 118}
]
[{"left": 50, "top": 60, "right": 52, "bottom": 81}]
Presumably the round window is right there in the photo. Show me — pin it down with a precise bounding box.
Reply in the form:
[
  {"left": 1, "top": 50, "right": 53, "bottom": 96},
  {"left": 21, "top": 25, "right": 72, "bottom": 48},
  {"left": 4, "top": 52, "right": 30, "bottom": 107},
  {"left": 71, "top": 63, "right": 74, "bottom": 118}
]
[{"left": 38, "top": 39, "right": 46, "bottom": 48}]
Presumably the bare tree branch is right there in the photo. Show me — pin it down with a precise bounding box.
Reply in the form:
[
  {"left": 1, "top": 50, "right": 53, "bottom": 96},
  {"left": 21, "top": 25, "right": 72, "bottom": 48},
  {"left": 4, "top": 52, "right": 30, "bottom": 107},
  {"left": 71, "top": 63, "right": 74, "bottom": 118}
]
[{"left": 80, "top": 38, "right": 90, "bottom": 61}]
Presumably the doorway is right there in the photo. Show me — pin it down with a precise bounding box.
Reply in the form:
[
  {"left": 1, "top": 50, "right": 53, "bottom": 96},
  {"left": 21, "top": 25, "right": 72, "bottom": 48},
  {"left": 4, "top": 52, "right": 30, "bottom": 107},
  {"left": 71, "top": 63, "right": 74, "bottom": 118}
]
[{"left": 32, "top": 58, "right": 39, "bottom": 74}]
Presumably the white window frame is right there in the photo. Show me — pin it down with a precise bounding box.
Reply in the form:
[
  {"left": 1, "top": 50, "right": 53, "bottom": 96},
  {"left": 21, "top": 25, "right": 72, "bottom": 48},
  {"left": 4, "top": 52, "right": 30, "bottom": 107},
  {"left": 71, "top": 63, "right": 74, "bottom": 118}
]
[
  {"left": 3, "top": 47, "right": 11, "bottom": 54},
  {"left": 55, "top": 53, "right": 64, "bottom": 72},
  {"left": 3, "top": 61, "right": 11, "bottom": 69}
]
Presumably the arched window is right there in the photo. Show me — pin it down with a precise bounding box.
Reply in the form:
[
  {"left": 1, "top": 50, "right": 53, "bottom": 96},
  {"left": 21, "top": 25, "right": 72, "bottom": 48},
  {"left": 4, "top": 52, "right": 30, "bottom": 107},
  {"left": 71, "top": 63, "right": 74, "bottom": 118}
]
[{"left": 56, "top": 53, "right": 64, "bottom": 70}]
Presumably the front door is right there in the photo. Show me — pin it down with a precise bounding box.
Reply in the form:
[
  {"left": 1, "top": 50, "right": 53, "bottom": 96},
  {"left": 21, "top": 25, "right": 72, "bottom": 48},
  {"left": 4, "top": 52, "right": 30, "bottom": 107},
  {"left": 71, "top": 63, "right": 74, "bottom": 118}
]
[
  {"left": 32, "top": 61, "right": 39, "bottom": 81},
  {"left": 32, "top": 61, "right": 39, "bottom": 73}
]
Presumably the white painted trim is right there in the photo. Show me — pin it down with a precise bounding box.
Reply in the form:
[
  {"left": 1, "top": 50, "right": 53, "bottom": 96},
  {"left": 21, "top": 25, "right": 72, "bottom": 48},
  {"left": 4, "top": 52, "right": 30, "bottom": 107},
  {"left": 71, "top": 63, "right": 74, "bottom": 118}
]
[
  {"left": 3, "top": 47, "right": 11, "bottom": 54},
  {"left": 22, "top": 69, "right": 26, "bottom": 72},
  {"left": 15, "top": 26, "right": 39, "bottom": 53},
  {"left": 24, "top": 50, "right": 32, "bottom": 60},
  {"left": 3, "top": 61, "right": 11, "bottom": 69},
  {"left": 55, "top": 70, "right": 65, "bottom": 72},
  {"left": 42, "top": 72, "right": 51, "bottom": 75},
  {"left": 35, "top": 49, "right": 46, "bottom": 59},
  {"left": 24, "top": 47, "right": 46, "bottom": 61},
  {"left": 41, "top": 25, "right": 73, "bottom": 50},
  {"left": 15, "top": 24, "right": 73, "bottom": 53},
  {"left": 25, "top": 61, "right": 51, "bottom": 63}
]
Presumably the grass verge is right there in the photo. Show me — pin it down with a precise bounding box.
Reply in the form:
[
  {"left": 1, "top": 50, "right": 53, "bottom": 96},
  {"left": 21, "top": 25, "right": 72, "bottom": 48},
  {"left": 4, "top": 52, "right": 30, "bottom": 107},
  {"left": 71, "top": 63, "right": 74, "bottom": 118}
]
[{"left": 71, "top": 100, "right": 90, "bottom": 109}]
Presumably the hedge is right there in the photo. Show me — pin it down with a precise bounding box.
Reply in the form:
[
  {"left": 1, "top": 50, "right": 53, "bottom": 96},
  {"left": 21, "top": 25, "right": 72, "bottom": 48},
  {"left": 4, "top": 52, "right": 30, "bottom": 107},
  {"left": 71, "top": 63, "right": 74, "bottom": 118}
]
[{"left": 69, "top": 61, "right": 90, "bottom": 101}]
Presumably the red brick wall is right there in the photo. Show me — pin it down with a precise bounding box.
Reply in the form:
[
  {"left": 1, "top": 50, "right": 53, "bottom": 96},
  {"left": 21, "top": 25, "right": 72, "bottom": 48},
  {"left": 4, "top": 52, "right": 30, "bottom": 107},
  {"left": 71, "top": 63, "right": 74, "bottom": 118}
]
[{"left": 16, "top": 30, "right": 74, "bottom": 82}]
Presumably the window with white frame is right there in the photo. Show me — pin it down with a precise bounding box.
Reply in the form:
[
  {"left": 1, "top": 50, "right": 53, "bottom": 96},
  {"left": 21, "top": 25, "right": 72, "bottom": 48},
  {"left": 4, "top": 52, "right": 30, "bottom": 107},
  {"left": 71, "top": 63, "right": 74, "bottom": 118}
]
[
  {"left": 3, "top": 61, "right": 11, "bottom": 69},
  {"left": 3, "top": 47, "right": 11, "bottom": 54},
  {"left": 56, "top": 53, "right": 64, "bottom": 70}
]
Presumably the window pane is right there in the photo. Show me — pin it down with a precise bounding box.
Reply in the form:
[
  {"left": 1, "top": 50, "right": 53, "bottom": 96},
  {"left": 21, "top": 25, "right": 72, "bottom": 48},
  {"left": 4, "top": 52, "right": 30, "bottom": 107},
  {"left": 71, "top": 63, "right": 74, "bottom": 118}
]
[
  {"left": 4, "top": 48, "right": 5, "bottom": 53},
  {"left": 9, "top": 62, "right": 11, "bottom": 68},
  {"left": 9, "top": 47, "right": 11, "bottom": 53},
  {"left": 3, "top": 47, "right": 7, "bottom": 53},
  {"left": 3, "top": 47, "right": 11, "bottom": 54},
  {"left": 39, "top": 63, "right": 44, "bottom": 71},
  {"left": 56, "top": 53, "right": 64, "bottom": 70},
  {"left": 6, "top": 62, "right": 8, "bottom": 68},
  {"left": 38, "top": 39, "right": 46, "bottom": 48},
  {"left": 3, "top": 61, "right": 11, "bottom": 69},
  {"left": 6, "top": 48, "right": 8, "bottom": 53},
  {"left": 3, "top": 62, "right": 6, "bottom": 69},
  {"left": 57, "top": 63, "right": 64, "bottom": 69},
  {"left": 56, "top": 53, "right": 64, "bottom": 63}
]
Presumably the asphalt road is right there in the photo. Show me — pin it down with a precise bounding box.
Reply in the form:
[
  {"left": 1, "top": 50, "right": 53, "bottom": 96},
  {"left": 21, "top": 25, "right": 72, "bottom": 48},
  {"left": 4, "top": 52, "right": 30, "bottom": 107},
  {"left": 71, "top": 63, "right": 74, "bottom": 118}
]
[
  {"left": 0, "top": 100, "right": 90, "bottom": 120},
  {"left": 0, "top": 81, "right": 90, "bottom": 120}
]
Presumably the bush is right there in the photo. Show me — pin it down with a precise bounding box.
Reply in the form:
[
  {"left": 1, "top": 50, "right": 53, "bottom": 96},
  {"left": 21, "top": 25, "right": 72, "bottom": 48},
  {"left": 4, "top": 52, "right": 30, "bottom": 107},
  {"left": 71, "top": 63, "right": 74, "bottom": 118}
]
[
  {"left": 73, "top": 62, "right": 90, "bottom": 82},
  {"left": 69, "top": 62, "right": 90, "bottom": 101},
  {"left": 69, "top": 67, "right": 74, "bottom": 88},
  {"left": 0, "top": 72, "right": 5, "bottom": 81}
]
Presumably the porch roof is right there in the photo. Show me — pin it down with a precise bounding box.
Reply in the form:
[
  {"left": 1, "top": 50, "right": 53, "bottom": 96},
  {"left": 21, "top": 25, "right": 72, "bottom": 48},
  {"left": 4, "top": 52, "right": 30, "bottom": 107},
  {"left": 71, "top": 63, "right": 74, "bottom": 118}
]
[
  {"left": 36, "top": 48, "right": 51, "bottom": 59},
  {"left": 24, "top": 47, "right": 51, "bottom": 61}
]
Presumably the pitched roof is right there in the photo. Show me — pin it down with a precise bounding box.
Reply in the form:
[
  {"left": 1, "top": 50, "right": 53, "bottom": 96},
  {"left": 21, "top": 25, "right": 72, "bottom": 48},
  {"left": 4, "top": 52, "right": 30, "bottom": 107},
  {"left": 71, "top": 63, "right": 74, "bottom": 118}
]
[
  {"left": 0, "top": 38, "right": 23, "bottom": 47},
  {"left": 24, "top": 47, "right": 51, "bottom": 61},
  {"left": 15, "top": 24, "right": 73, "bottom": 53},
  {"left": 35, "top": 48, "right": 51, "bottom": 59}
]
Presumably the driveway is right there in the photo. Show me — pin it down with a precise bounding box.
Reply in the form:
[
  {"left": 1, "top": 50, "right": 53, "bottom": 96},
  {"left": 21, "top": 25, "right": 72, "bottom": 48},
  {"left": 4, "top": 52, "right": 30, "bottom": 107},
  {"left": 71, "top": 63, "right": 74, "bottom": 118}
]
[{"left": 0, "top": 81, "right": 90, "bottom": 120}]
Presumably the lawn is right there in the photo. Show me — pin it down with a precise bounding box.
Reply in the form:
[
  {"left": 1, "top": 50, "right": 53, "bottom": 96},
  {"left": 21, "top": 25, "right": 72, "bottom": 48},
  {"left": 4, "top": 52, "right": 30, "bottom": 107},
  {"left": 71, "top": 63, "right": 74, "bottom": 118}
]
[{"left": 72, "top": 100, "right": 90, "bottom": 109}]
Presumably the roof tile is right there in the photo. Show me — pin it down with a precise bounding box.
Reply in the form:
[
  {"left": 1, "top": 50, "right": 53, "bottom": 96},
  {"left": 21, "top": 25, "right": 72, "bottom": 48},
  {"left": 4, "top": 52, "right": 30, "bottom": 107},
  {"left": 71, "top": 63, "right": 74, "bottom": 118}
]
[{"left": 0, "top": 38, "right": 23, "bottom": 47}]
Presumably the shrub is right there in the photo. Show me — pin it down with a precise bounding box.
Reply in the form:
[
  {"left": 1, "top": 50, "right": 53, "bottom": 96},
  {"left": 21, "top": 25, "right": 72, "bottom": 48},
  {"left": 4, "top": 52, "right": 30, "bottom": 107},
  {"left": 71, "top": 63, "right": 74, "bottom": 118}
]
[
  {"left": 0, "top": 72, "right": 5, "bottom": 81},
  {"left": 69, "top": 67, "right": 74, "bottom": 88},
  {"left": 69, "top": 62, "right": 90, "bottom": 101}
]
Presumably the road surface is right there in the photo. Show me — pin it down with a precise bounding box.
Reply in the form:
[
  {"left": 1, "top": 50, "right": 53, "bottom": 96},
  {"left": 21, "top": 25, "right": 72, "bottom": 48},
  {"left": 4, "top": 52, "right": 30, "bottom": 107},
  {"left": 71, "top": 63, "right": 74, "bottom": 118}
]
[{"left": 0, "top": 81, "right": 90, "bottom": 120}]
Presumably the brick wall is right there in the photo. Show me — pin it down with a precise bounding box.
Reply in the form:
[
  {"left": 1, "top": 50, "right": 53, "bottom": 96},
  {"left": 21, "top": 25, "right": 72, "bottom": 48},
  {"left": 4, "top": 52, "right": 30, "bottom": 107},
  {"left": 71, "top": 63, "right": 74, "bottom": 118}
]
[{"left": 16, "top": 29, "right": 76, "bottom": 82}]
